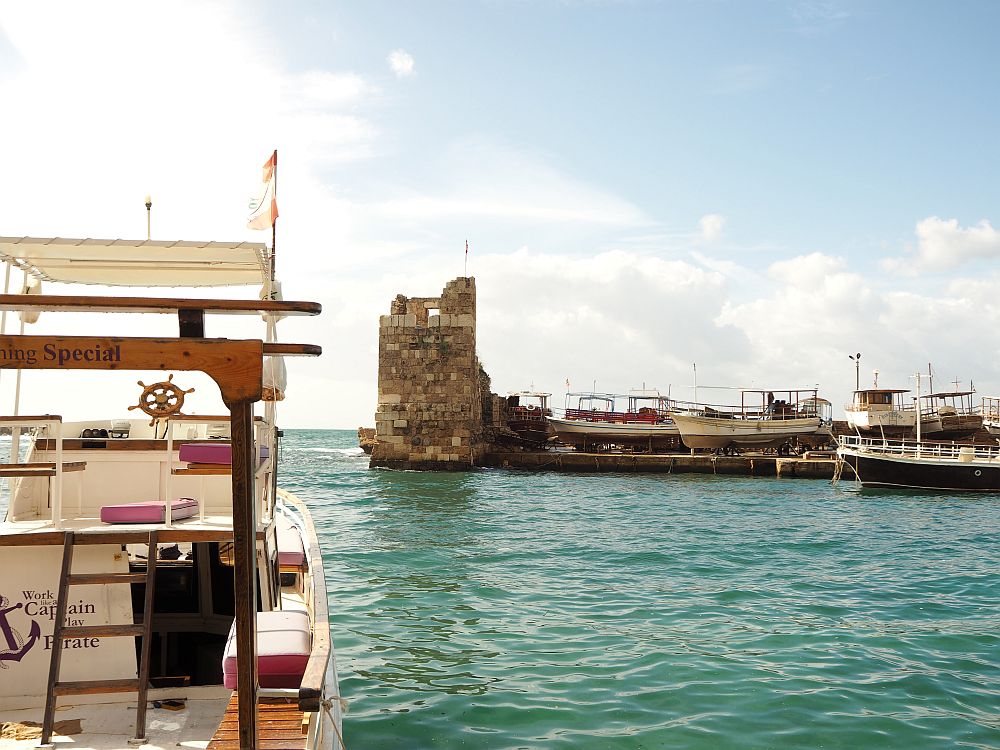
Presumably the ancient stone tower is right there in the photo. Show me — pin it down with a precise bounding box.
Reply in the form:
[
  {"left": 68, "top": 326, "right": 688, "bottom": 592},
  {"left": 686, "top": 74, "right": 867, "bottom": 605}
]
[{"left": 370, "top": 277, "right": 491, "bottom": 470}]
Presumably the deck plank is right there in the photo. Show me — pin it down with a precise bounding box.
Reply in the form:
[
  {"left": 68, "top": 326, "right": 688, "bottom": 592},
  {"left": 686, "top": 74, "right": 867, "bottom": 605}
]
[{"left": 207, "top": 694, "right": 308, "bottom": 750}]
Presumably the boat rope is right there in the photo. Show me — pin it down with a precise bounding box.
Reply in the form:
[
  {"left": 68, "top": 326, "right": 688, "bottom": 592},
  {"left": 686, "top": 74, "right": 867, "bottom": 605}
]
[{"left": 320, "top": 696, "right": 350, "bottom": 750}]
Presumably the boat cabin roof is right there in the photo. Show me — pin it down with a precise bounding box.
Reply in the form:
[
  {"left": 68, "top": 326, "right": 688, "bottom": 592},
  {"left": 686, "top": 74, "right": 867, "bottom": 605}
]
[
  {"left": 0, "top": 236, "right": 269, "bottom": 287},
  {"left": 925, "top": 390, "right": 975, "bottom": 398}
]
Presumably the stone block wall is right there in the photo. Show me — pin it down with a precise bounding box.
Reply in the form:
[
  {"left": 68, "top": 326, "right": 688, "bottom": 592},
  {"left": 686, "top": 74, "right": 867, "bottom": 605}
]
[{"left": 370, "top": 277, "right": 492, "bottom": 470}]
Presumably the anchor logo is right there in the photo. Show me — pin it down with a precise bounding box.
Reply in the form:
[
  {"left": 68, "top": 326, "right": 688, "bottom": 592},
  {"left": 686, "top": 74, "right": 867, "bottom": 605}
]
[{"left": 0, "top": 595, "right": 41, "bottom": 666}]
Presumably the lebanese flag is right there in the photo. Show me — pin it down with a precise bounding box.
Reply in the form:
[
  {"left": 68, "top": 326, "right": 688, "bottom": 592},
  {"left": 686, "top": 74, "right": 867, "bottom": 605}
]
[{"left": 248, "top": 150, "right": 278, "bottom": 230}]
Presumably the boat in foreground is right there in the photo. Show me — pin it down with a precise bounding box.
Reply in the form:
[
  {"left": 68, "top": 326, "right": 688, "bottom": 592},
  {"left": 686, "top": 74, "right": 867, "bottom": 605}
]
[
  {"left": 670, "top": 389, "right": 831, "bottom": 452},
  {"left": 836, "top": 434, "right": 1000, "bottom": 492},
  {"left": 0, "top": 236, "right": 341, "bottom": 749}
]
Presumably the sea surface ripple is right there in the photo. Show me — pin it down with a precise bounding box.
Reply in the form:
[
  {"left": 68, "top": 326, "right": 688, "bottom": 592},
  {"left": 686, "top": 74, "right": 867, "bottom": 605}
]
[{"left": 286, "top": 430, "right": 1000, "bottom": 749}]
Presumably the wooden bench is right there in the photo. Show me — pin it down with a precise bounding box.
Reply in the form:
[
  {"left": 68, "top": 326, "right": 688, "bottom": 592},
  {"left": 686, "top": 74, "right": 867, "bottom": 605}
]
[{"left": 0, "top": 461, "right": 86, "bottom": 477}]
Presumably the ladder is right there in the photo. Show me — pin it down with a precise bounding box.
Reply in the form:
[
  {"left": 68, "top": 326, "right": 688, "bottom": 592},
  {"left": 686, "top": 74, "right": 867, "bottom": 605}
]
[{"left": 40, "top": 531, "right": 159, "bottom": 746}]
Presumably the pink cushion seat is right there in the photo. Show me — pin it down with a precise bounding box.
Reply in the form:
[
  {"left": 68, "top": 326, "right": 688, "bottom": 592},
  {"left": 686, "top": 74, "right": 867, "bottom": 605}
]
[
  {"left": 179, "top": 443, "right": 232, "bottom": 464},
  {"left": 276, "top": 517, "right": 307, "bottom": 568},
  {"left": 222, "top": 610, "right": 311, "bottom": 689},
  {"left": 177, "top": 443, "right": 270, "bottom": 465},
  {"left": 100, "top": 498, "right": 198, "bottom": 524}
]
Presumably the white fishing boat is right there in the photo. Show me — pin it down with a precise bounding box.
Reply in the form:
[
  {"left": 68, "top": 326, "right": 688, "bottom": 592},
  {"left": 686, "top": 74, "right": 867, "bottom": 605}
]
[
  {"left": 669, "top": 389, "right": 830, "bottom": 452},
  {"left": 844, "top": 388, "right": 916, "bottom": 437},
  {"left": 845, "top": 386, "right": 982, "bottom": 440},
  {"left": 0, "top": 236, "right": 342, "bottom": 749},
  {"left": 549, "top": 391, "right": 682, "bottom": 452}
]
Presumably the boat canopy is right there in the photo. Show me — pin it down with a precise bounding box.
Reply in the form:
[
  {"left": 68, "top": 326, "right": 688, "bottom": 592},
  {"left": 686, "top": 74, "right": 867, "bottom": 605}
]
[{"left": 0, "top": 237, "right": 270, "bottom": 287}]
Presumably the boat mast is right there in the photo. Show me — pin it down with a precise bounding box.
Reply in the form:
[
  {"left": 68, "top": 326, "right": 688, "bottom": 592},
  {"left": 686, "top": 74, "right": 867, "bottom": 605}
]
[{"left": 915, "top": 371, "right": 922, "bottom": 449}]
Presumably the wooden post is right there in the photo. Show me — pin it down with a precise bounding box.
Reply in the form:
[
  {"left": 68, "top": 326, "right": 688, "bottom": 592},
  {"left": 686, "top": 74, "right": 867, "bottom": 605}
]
[{"left": 229, "top": 399, "right": 258, "bottom": 749}]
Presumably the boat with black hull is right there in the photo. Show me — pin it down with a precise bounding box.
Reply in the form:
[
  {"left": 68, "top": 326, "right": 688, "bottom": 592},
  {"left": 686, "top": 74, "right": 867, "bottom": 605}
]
[{"left": 837, "top": 434, "right": 1000, "bottom": 492}]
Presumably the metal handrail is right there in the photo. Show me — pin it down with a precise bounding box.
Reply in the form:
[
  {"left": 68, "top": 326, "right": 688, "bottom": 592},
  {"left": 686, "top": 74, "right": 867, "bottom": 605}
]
[{"left": 839, "top": 434, "right": 1000, "bottom": 461}]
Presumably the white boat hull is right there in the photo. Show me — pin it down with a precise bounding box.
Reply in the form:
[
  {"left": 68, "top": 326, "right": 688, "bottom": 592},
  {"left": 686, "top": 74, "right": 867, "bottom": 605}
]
[
  {"left": 548, "top": 416, "right": 681, "bottom": 450},
  {"left": 670, "top": 413, "right": 822, "bottom": 450}
]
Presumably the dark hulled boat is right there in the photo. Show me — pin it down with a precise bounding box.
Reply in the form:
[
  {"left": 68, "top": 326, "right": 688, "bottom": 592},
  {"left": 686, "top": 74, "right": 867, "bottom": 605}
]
[{"left": 837, "top": 435, "right": 1000, "bottom": 492}]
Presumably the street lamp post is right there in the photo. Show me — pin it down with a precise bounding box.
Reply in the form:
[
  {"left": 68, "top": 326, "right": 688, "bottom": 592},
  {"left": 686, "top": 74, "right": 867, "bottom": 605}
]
[
  {"left": 145, "top": 195, "right": 152, "bottom": 240},
  {"left": 848, "top": 352, "right": 861, "bottom": 390}
]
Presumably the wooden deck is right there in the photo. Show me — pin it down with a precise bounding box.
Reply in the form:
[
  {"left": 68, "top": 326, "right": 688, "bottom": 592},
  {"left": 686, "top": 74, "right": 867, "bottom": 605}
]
[{"left": 207, "top": 694, "right": 308, "bottom": 750}]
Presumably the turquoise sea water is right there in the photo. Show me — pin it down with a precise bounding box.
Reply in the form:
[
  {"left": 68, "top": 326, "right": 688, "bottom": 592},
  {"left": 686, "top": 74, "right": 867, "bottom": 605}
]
[
  {"left": 285, "top": 429, "right": 1000, "bottom": 749},
  {"left": 3, "top": 431, "right": 995, "bottom": 748}
]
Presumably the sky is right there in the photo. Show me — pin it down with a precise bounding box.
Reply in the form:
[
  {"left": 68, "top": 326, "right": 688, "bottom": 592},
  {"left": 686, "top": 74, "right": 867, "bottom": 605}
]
[{"left": 1, "top": 0, "right": 999, "bottom": 428}]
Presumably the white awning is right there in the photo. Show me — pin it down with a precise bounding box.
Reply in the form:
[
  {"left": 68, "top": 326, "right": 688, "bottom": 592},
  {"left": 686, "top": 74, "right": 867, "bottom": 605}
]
[{"left": 0, "top": 237, "right": 270, "bottom": 287}]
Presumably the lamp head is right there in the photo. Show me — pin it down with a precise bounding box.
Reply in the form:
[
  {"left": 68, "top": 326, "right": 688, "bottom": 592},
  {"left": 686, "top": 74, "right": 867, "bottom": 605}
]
[{"left": 144, "top": 194, "right": 152, "bottom": 210}]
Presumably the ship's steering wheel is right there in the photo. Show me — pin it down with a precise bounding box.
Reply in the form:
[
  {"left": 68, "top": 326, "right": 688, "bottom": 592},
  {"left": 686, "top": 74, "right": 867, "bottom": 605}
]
[{"left": 128, "top": 374, "right": 195, "bottom": 424}]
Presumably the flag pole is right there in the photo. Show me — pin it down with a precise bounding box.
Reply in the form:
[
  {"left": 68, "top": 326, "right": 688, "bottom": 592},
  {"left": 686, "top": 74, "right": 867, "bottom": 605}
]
[
  {"left": 464, "top": 239, "right": 468, "bottom": 278},
  {"left": 270, "top": 150, "right": 278, "bottom": 281}
]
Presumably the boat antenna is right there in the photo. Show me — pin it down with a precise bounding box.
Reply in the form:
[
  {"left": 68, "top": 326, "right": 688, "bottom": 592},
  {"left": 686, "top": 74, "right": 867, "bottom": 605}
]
[
  {"left": 914, "top": 371, "right": 923, "bottom": 447},
  {"left": 145, "top": 194, "right": 152, "bottom": 240}
]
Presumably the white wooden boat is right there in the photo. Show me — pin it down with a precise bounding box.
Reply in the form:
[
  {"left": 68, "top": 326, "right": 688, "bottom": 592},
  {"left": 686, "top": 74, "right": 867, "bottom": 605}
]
[
  {"left": 550, "top": 391, "right": 682, "bottom": 452},
  {"left": 0, "top": 237, "right": 341, "bottom": 749},
  {"left": 844, "top": 388, "right": 916, "bottom": 437},
  {"left": 669, "top": 389, "right": 829, "bottom": 451},
  {"left": 845, "top": 386, "right": 982, "bottom": 440}
]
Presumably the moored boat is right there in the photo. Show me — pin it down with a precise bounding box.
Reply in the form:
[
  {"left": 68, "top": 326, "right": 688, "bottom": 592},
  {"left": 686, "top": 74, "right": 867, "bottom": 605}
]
[
  {"left": 919, "top": 388, "right": 982, "bottom": 440},
  {"left": 0, "top": 235, "right": 342, "bottom": 749},
  {"left": 549, "top": 391, "right": 682, "bottom": 452},
  {"left": 505, "top": 391, "right": 554, "bottom": 446},
  {"left": 981, "top": 396, "right": 1000, "bottom": 435},
  {"left": 669, "top": 389, "right": 830, "bottom": 452},
  {"left": 844, "top": 388, "right": 916, "bottom": 437},
  {"left": 845, "top": 379, "right": 981, "bottom": 441},
  {"left": 836, "top": 434, "right": 1000, "bottom": 492}
]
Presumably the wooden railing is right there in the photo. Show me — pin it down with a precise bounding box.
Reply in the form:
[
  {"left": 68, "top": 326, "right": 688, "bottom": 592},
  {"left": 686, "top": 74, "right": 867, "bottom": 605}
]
[{"left": 275, "top": 490, "right": 331, "bottom": 713}]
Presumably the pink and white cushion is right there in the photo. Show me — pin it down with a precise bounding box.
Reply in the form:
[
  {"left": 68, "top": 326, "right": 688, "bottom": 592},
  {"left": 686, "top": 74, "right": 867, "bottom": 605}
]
[
  {"left": 177, "top": 443, "right": 270, "bottom": 465},
  {"left": 179, "top": 443, "right": 232, "bottom": 465},
  {"left": 276, "top": 516, "right": 307, "bottom": 568},
  {"left": 100, "top": 498, "right": 198, "bottom": 524},
  {"left": 222, "top": 610, "right": 311, "bottom": 689}
]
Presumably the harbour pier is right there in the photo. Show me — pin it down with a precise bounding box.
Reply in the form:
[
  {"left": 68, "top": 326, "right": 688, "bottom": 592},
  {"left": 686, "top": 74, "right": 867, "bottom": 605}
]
[{"left": 480, "top": 450, "right": 838, "bottom": 479}]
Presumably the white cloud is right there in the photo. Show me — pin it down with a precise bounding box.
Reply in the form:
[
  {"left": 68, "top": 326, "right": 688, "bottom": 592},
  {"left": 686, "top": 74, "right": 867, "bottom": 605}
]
[
  {"left": 387, "top": 49, "right": 415, "bottom": 78},
  {"left": 698, "top": 214, "right": 726, "bottom": 243},
  {"left": 884, "top": 216, "right": 1000, "bottom": 273}
]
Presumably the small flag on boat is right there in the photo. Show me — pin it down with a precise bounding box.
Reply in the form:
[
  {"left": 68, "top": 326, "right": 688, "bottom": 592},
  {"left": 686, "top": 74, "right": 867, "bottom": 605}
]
[{"left": 248, "top": 150, "right": 278, "bottom": 230}]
